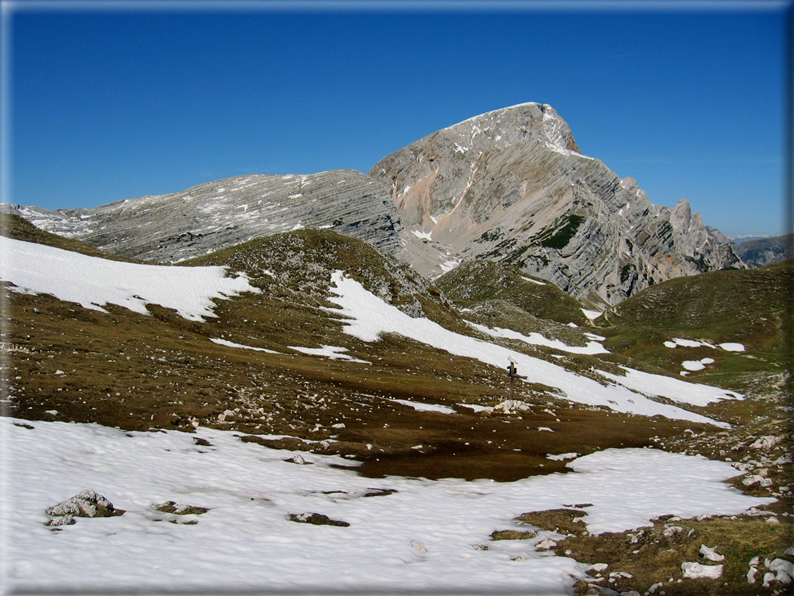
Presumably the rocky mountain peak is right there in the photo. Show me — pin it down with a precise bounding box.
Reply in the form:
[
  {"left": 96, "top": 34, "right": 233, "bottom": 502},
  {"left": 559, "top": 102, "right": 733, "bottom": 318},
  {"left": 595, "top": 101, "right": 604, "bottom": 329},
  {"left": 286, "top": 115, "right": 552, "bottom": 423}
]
[
  {"left": 6, "top": 102, "right": 743, "bottom": 307},
  {"left": 369, "top": 102, "right": 743, "bottom": 306}
]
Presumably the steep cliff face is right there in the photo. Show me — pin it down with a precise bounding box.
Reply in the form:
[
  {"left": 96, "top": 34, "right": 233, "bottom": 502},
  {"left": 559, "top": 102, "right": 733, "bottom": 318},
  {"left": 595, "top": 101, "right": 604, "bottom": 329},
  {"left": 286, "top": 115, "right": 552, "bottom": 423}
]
[
  {"left": 369, "top": 102, "right": 743, "bottom": 306},
  {"left": 7, "top": 170, "right": 406, "bottom": 264}
]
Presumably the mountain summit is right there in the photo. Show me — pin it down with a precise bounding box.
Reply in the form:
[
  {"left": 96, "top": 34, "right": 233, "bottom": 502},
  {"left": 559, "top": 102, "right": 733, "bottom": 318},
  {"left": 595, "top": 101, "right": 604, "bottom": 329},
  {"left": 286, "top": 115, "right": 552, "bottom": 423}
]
[
  {"left": 369, "top": 102, "right": 742, "bottom": 306},
  {"left": 4, "top": 102, "right": 742, "bottom": 305}
]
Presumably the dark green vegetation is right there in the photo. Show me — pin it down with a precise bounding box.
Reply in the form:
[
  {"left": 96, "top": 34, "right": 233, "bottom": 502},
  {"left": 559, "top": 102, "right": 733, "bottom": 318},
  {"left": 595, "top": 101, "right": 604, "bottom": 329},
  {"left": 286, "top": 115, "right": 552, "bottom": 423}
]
[
  {"left": 595, "top": 260, "right": 792, "bottom": 394},
  {"left": 436, "top": 259, "right": 588, "bottom": 326},
  {"left": 2, "top": 215, "right": 791, "bottom": 594}
]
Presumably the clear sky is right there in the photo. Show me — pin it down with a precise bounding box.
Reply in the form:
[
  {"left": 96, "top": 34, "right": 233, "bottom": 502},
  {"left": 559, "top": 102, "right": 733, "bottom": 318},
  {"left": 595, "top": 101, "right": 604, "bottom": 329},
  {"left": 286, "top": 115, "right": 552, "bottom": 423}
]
[{"left": 4, "top": 0, "right": 791, "bottom": 238}]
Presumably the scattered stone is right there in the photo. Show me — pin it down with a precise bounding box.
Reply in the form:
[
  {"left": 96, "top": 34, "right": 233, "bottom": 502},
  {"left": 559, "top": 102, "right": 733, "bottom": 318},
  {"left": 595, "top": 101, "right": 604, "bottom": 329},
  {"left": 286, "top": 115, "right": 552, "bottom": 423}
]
[
  {"left": 699, "top": 544, "right": 725, "bottom": 562},
  {"left": 154, "top": 501, "right": 209, "bottom": 515},
  {"left": 193, "top": 437, "right": 212, "bottom": 447},
  {"left": 587, "top": 563, "right": 609, "bottom": 574},
  {"left": 288, "top": 512, "right": 349, "bottom": 527},
  {"left": 363, "top": 488, "right": 397, "bottom": 498},
  {"left": 536, "top": 538, "right": 557, "bottom": 550},
  {"left": 742, "top": 474, "right": 773, "bottom": 487},
  {"left": 769, "top": 558, "right": 794, "bottom": 584},
  {"left": 44, "top": 515, "right": 75, "bottom": 527},
  {"left": 681, "top": 561, "right": 723, "bottom": 580},
  {"left": 663, "top": 525, "right": 683, "bottom": 537},
  {"left": 750, "top": 435, "right": 782, "bottom": 449},
  {"left": 411, "top": 540, "right": 427, "bottom": 553},
  {"left": 493, "top": 400, "right": 532, "bottom": 413},
  {"left": 762, "top": 571, "right": 777, "bottom": 588},
  {"left": 13, "top": 422, "right": 34, "bottom": 429},
  {"left": 747, "top": 566, "right": 758, "bottom": 584},
  {"left": 46, "top": 490, "right": 124, "bottom": 518},
  {"left": 287, "top": 453, "right": 307, "bottom": 465}
]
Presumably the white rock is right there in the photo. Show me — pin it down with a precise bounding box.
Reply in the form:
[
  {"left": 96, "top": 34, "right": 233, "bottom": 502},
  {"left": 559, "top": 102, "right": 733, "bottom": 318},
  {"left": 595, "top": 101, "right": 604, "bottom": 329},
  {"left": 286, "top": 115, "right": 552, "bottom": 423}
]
[
  {"left": 747, "top": 566, "right": 758, "bottom": 584},
  {"left": 681, "top": 562, "right": 723, "bottom": 580},
  {"left": 762, "top": 571, "right": 776, "bottom": 587},
  {"left": 750, "top": 435, "right": 781, "bottom": 449},
  {"left": 587, "top": 563, "right": 609, "bottom": 574},
  {"left": 410, "top": 540, "right": 427, "bottom": 554},
  {"left": 663, "top": 525, "right": 684, "bottom": 537},
  {"left": 699, "top": 544, "right": 725, "bottom": 562},
  {"left": 535, "top": 538, "right": 557, "bottom": 550},
  {"left": 769, "top": 559, "right": 794, "bottom": 583}
]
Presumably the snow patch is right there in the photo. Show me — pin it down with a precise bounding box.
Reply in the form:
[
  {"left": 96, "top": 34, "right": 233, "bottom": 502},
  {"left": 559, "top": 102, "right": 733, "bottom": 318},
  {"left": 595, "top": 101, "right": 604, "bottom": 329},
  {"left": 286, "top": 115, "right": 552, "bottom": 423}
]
[
  {"left": 289, "top": 345, "right": 370, "bottom": 364},
  {"left": 210, "top": 338, "right": 280, "bottom": 354},
  {"left": 0, "top": 237, "right": 260, "bottom": 321}
]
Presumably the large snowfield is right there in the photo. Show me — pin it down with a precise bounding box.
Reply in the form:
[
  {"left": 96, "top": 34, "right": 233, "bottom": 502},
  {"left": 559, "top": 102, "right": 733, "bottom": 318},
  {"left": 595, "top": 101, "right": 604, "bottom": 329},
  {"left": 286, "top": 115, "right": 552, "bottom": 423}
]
[
  {"left": 1, "top": 417, "right": 773, "bottom": 594},
  {"left": 1, "top": 239, "right": 770, "bottom": 593}
]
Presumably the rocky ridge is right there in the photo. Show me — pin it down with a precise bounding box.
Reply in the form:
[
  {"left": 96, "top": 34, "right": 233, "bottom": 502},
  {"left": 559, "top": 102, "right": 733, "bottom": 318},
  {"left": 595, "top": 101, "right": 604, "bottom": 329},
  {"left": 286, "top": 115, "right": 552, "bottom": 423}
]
[{"left": 4, "top": 170, "right": 408, "bottom": 264}]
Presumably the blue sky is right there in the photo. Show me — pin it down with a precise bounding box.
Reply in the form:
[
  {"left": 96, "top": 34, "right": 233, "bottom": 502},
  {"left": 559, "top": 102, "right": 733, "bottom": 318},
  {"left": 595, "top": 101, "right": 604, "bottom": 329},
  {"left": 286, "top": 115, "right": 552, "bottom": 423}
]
[{"left": 5, "top": 1, "right": 791, "bottom": 238}]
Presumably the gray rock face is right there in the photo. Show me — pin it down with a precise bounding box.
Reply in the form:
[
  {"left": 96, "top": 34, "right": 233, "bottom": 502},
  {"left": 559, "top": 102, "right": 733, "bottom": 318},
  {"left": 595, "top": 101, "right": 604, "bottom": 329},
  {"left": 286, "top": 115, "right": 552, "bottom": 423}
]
[
  {"left": 369, "top": 102, "right": 743, "bottom": 305},
  {"left": 734, "top": 234, "right": 793, "bottom": 268},
  {"left": 7, "top": 170, "right": 405, "bottom": 264}
]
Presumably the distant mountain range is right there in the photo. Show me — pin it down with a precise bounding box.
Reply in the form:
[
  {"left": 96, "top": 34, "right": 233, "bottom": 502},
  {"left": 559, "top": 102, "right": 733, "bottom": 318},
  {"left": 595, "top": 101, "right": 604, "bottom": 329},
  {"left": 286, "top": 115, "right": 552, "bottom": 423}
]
[
  {"left": 732, "top": 233, "right": 793, "bottom": 268},
  {"left": 3, "top": 102, "right": 747, "bottom": 306}
]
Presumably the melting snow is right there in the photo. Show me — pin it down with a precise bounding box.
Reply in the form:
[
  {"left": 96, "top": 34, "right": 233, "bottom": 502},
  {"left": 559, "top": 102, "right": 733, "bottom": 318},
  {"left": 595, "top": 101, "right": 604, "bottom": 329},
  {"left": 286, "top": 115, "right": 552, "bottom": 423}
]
[
  {"left": 387, "top": 398, "right": 456, "bottom": 415},
  {"left": 682, "top": 358, "right": 715, "bottom": 372},
  {"left": 209, "top": 338, "right": 280, "bottom": 354},
  {"left": 581, "top": 309, "right": 602, "bottom": 321},
  {"left": 521, "top": 276, "right": 546, "bottom": 285},
  {"left": 0, "top": 237, "right": 260, "bottom": 321},
  {"left": 411, "top": 229, "right": 433, "bottom": 241},
  {"left": 469, "top": 322, "right": 609, "bottom": 355},
  {"left": 325, "top": 272, "right": 739, "bottom": 427},
  {"left": 719, "top": 343, "right": 745, "bottom": 352},
  {"left": 290, "top": 345, "right": 370, "bottom": 364},
  {"left": 1, "top": 418, "right": 772, "bottom": 593}
]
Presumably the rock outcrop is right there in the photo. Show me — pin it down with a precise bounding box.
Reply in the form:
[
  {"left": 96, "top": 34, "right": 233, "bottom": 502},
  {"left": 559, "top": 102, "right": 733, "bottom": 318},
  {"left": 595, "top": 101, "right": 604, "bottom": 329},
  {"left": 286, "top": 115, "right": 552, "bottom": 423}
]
[
  {"left": 369, "top": 102, "right": 743, "bottom": 305},
  {"left": 734, "top": 234, "right": 793, "bottom": 268}
]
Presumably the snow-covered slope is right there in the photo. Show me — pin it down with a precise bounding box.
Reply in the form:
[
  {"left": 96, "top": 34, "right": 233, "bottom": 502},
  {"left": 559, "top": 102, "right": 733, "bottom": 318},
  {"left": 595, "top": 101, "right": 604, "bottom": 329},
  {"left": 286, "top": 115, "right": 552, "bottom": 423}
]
[
  {"left": 324, "top": 271, "right": 740, "bottom": 427},
  {"left": 0, "top": 236, "right": 260, "bottom": 321}
]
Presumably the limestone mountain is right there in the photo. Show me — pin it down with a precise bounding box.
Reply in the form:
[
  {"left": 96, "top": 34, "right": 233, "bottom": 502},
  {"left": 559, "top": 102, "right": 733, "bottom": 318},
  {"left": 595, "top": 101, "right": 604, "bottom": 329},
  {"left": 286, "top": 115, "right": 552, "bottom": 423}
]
[
  {"left": 3, "top": 170, "right": 407, "bottom": 264},
  {"left": 4, "top": 102, "right": 743, "bottom": 306},
  {"left": 369, "top": 102, "right": 743, "bottom": 306}
]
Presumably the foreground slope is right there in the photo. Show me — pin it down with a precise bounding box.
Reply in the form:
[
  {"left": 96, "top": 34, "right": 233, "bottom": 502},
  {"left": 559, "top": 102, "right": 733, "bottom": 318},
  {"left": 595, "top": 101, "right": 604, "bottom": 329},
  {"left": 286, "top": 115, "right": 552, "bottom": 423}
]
[{"left": 369, "top": 102, "right": 743, "bottom": 305}]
